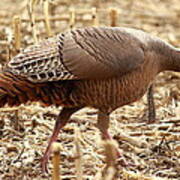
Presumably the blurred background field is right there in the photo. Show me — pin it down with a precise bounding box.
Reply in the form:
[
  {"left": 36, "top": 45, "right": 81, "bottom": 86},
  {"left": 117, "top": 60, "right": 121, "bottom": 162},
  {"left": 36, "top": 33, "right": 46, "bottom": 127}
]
[{"left": 0, "top": 0, "right": 179, "bottom": 179}]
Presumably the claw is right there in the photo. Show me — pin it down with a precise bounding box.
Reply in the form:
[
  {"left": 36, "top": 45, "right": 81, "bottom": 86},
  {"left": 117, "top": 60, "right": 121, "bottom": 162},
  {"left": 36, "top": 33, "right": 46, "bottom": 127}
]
[
  {"left": 41, "top": 149, "right": 51, "bottom": 173},
  {"left": 115, "top": 149, "right": 136, "bottom": 167},
  {"left": 41, "top": 157, "right": 48, "bottom": 173}
]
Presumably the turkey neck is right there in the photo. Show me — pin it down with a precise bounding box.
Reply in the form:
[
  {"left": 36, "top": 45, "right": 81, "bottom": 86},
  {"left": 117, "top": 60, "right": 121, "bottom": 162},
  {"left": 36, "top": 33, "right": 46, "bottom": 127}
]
[
  {"left": 150, "top": 39, "right": 180, "bottom": 72},
  {"left": 169, "top": 48, "right": 180, "bottom": 72}
]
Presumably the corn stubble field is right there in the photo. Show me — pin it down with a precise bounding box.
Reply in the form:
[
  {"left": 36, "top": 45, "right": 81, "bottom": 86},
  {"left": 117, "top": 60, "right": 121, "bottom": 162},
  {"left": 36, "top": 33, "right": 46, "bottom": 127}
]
[{"left": 0, "top": 0, "right": 179, "bottom": 179}]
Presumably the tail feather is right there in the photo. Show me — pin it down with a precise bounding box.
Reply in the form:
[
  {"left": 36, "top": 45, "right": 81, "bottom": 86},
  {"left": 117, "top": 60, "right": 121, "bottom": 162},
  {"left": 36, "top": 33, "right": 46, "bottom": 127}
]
[
  {"left": 0, "top": 71, "right": 72, "bottom": 107},
  {"left": 0, "top": 71, "right": 34, "bottom": 107}
]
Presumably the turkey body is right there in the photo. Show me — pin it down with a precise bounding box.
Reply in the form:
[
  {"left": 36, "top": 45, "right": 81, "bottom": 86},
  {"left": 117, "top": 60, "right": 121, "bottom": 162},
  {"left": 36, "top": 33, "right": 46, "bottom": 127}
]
[
  {"left": 1, "top": 26, "right": 180, "bottom": 172},
  {"left": 0, "top": 69, "right": 153, "bottom": 112},
  {"left": 3, "top": 27, "right": 162, "bottom": 110},
  {"left": 69, "top": 69, "right": 154, "bottom": 111}
]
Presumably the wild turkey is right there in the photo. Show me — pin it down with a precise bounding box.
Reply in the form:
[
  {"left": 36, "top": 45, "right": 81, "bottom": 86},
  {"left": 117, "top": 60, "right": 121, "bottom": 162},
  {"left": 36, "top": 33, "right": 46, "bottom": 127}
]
[{"left": 1, "top": 27, "right": 180, "bottom": 171}]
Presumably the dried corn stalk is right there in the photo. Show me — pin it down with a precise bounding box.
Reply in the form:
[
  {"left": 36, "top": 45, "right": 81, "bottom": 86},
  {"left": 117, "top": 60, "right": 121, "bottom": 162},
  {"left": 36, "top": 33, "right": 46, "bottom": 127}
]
[
  {"left": 43, "top": 0, "right": 53, "bottom": 36},
  {"left": 69, "top": 8, "right": 75, "bottom": 29},
  {"left": 109, "top": 8, "right": 119, "bottom": 27},
  {"left": 92, "top": 7, "right": 99, "bottom": 27},
  {"left": 12, "top": 15, "right": 21, "bottom": 53},
  {"left": 74, "top": 127, "right": 83, "bottom": 180},
  {"left": 27, "top": 0, "right": 39, "bottom": 43},
  {"left": 52, "top": 142, "right": 62, "bottom": 180}
]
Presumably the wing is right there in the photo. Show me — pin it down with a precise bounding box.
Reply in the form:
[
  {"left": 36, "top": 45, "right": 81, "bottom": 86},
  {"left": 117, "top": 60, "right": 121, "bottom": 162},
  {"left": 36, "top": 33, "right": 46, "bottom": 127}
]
[
  {"left": 7, "top": 27, "right": 145, "bottom": 82},
  {"left": 7, "top": 34, "right": 76, "bottom": 82}
]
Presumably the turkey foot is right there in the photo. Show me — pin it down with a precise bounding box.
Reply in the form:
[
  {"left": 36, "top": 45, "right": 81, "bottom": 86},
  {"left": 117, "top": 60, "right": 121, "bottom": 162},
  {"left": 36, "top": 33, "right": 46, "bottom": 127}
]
[{"left": 97, "top": 111, "right": 133, "bottom": 168}]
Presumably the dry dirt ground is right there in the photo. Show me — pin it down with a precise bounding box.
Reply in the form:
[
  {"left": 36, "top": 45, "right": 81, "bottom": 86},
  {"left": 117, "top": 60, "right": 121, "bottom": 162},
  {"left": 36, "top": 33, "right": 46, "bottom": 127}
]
[{"left": 0, "top": 0, "right": 179, "bottom": 179}]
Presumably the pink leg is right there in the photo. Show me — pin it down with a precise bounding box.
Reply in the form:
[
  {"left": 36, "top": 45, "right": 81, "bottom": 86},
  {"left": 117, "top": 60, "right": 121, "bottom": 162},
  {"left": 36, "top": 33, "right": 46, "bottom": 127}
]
[
  {"left": 41, "top": 107, "right": 81, "bottom": 173},
  {"left": 96, "top": 111, "right": 130, "bottom": 167},
  {"left": 96, "top": 111, "right": 111, "bottom": 141}
]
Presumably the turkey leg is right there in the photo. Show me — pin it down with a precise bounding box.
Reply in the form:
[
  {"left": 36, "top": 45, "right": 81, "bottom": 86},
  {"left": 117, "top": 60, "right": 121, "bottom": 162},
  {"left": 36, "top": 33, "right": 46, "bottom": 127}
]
[{"left": 41, "top": 107, "right": 81, "bottom": 172}]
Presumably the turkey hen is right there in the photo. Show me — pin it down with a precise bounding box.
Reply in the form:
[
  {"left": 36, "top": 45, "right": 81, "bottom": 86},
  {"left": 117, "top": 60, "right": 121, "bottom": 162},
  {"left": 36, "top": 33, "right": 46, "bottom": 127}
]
[{"left": 1, "top": 27, "right": 180, "bottom": 172}]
